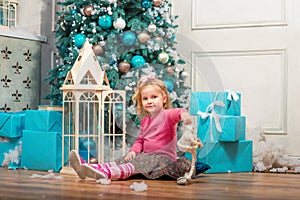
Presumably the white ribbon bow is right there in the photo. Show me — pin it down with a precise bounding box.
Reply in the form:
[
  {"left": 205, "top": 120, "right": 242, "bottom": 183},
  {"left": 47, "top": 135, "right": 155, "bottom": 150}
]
[
  {"left": 226, "top": 90, "right": 239, "bottom": 102},
  {"left": 197, "top": 101, "right": 224, "bottom": 140}
]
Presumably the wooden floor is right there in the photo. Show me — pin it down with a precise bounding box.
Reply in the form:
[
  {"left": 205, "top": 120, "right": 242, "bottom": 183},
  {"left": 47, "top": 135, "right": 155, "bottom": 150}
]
[{"left": 0, "top": 168, "right": 300, "bottom": 200}]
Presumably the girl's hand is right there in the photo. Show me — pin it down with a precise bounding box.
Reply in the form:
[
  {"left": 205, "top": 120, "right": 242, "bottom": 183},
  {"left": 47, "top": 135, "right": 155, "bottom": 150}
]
[
  {"left": 181, "top": 112, "right": 192, "bottom": 125},
  {"left": 124, "top": 151, "right": 136, "bottom": 162}
]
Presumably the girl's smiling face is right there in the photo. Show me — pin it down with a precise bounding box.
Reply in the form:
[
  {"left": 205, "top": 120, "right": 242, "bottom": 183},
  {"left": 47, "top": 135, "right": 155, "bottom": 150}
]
[{"left": 140, "top": 85, "right": 166, "bottom": 117}]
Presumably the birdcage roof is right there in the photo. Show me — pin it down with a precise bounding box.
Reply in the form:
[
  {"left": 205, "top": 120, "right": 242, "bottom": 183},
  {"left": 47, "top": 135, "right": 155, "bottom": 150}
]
[{"left": 61, "top": 40, "right": 110, "bottom": 91}]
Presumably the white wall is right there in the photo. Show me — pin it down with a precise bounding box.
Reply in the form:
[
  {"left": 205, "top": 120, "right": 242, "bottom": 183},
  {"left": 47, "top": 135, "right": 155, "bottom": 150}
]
[
  {"left": 173, "top": 0, "right": 300, "bottom": 157},
  {"left": 0, "top": 0, "right": 55, "bottom": 105},
  {"left": 0, "top": 0, "right": 46, "bottom": 41},
  {"left": 17, "top": 0, "right": 42, "bottom": 35}
]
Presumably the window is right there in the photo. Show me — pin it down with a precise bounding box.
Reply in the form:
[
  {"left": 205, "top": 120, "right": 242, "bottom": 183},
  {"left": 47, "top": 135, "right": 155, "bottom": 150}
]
[{"left": 0, "top": 0, "right": 18, "bottom": 28}]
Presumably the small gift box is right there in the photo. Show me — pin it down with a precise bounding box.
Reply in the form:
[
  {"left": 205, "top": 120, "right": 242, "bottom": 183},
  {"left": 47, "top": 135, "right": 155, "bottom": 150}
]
[
  {"left": 197, "top": 115, "right": 246, "bottom": 142},
  {"left": 0, "top": 111, "right": 25, "bottom": 138},
  {"left": 191, "top": 140, "right": 253, "bottom": 173},
  {"left": 24, "top": 110, "right": 62, "bottom": 132},
  {"left": 21, "top": 130, "right": 64, "bottom": 172},
  {"left": 190, "top": 91, "right": 241, "bottom": 116}
]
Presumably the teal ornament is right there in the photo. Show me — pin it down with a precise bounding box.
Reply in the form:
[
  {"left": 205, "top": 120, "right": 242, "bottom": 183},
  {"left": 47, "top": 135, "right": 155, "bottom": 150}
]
[
  {"left": 142, "top": 0, "right": 152, "bottom": 8},
  {"left": 164, "top": 79, "right": 174, "bottom": 92},
  {"left": 131, "top": 55, "right": 146, "bottom": 68},
  {"left": 58, "top": 71, "right": 64, "bottom": 78},
  {"left": 122, "top": 31, "right": 136, "bottom": 47},
  {"left": 74, "top": 33, "right": 86, "bottom": 48},
  {"left": 98, "top": 15, "right": 112, "bottom": 29}
]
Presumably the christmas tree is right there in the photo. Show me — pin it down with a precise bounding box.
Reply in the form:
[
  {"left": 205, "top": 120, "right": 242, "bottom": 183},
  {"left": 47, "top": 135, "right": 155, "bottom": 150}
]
[{"left": 45, "top": 0, "right": 191, "bottom": 144}]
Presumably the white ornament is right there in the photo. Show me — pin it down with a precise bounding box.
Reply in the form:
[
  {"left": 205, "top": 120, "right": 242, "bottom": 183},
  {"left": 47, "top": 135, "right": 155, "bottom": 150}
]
[
  {"left": 158, "top": 52, "right": 169, "bottom": 64},
  {"left": 147, "top": 24, "right": 157, "bottom": 33},
  {"left": 181, "top": 71, "right": 188, "bottom": 79},
  {"left": 99, "top": 41, "right": 106, "bottom": 46},
  {"left": 113, "top": 18, "right": 126, "bottom": 30}
]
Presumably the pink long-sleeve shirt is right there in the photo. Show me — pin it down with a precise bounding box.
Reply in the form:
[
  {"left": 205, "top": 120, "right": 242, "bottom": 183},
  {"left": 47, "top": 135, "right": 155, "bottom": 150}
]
[{"left": 129, "top": 108, "right": 186, "bottom": 161}]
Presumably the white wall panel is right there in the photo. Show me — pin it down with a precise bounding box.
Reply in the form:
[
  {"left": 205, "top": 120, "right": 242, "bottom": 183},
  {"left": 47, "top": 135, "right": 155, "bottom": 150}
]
[
  {"left": 192, "top": 0, "right": 287, "bottom": 29},
  {"left": 192, "top": 49, "right": 287, "bottom": 134}
]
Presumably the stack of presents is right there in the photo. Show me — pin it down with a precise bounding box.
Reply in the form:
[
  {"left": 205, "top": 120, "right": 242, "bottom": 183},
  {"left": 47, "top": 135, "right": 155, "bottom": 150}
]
[
  {"left": 0, "top": 110, "right": 64, "bottom": 172},
  {"left": 189, "top": 91, "right": 253, "bottom": 173}
]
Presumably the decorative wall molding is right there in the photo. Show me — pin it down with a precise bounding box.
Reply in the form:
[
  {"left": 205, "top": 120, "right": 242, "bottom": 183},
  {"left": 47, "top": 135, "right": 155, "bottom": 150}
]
[
  {"left": 52, "top": 0, "right": 56, "bottom": 32},
  {"left": 0, "top": 30, "right": 47, "bottom": 42},
  {"left": 192, "top": 0, "right": 287, "bottom": 30},
  {"left": 191, "top": 49, "right": 288, "bottom": 135},
  {"left": 51, "top": 51, "right": 55, "bottom": 69},
  {"left": 52, "top": 0, "right": 63, "bottom": 32}
]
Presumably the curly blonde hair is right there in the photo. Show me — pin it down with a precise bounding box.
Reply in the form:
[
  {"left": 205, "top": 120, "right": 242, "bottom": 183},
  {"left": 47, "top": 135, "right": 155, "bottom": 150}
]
[{"left": 132, "top": 77, "right": 172, "bottom": 118}]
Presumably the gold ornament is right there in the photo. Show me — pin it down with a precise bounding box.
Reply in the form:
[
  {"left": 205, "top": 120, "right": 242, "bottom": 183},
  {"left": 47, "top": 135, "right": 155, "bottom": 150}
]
[
  {"left": 92, "top": 44, "right": 103, "bottom": 55},
  {"left": 138, "top": 32, "right": 151, "bottom": 44},
  {"left": 83, "top": 5, "right": 94, "bottom": 16},
  {"left": 118, "top": 61, "right": 131, "bottom": 73},
  {"left": 158, "top": 52, "right": 169, "bottom": 64},
  {"left": 153, "top": 0, "right": 162, "bottom": 7}
]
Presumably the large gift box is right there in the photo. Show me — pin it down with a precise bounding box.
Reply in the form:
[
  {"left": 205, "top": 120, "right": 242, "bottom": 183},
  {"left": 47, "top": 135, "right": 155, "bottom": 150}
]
[
  {"left": 0, "top": 112, "right": 25, "bottom": 138},
  {"left": 24, "top": 110, "right": 62, "bottom": 132},
  {"left": 190, "top": 91, "right": 241, "bottom": 116},
  {"left": 0, "top": 137, "right": 22, "bottom": 166},
  {"left": 193, "top": 140, "right": 253, "bottom": 173},
  {"left": 198, "top": 115, "right": 246, "bottom": 142},
  {"left": 21, "top": 130, "right": 64, "bottom": 172}
]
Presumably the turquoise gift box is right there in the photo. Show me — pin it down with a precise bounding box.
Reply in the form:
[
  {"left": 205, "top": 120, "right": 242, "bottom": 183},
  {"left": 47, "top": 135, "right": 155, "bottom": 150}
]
[
  {"left": 197, "top": 115, "right": 246, "bottom": 142},
  {"left": 0, "top": 137, "right": 22, "bottom": 165},
  {"left": 21, "top": 130, "right": 64, "bottom": 172},
  {"left": 0, "top": 112, "right": 25, "bottom": 138},
  {"left": 186, "top": 140, "right": 253, "bottom": 173},
  {"left": 24, "top": 110, "right": 62, "bottom": 132},
  {"left": 190, "top": 92, "right": 241, "bottom": 116}
]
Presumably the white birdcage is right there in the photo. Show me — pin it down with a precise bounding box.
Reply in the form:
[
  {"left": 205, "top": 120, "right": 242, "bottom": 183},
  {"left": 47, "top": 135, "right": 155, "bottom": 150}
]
[{"left": 60, "top": 41, "right": 126, "bottom": 173}]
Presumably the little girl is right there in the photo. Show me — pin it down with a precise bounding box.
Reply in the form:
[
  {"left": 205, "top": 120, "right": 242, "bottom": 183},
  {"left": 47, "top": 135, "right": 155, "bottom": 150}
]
[{"left": 69, "top": 75, "right": 194, "bottom": 180}]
